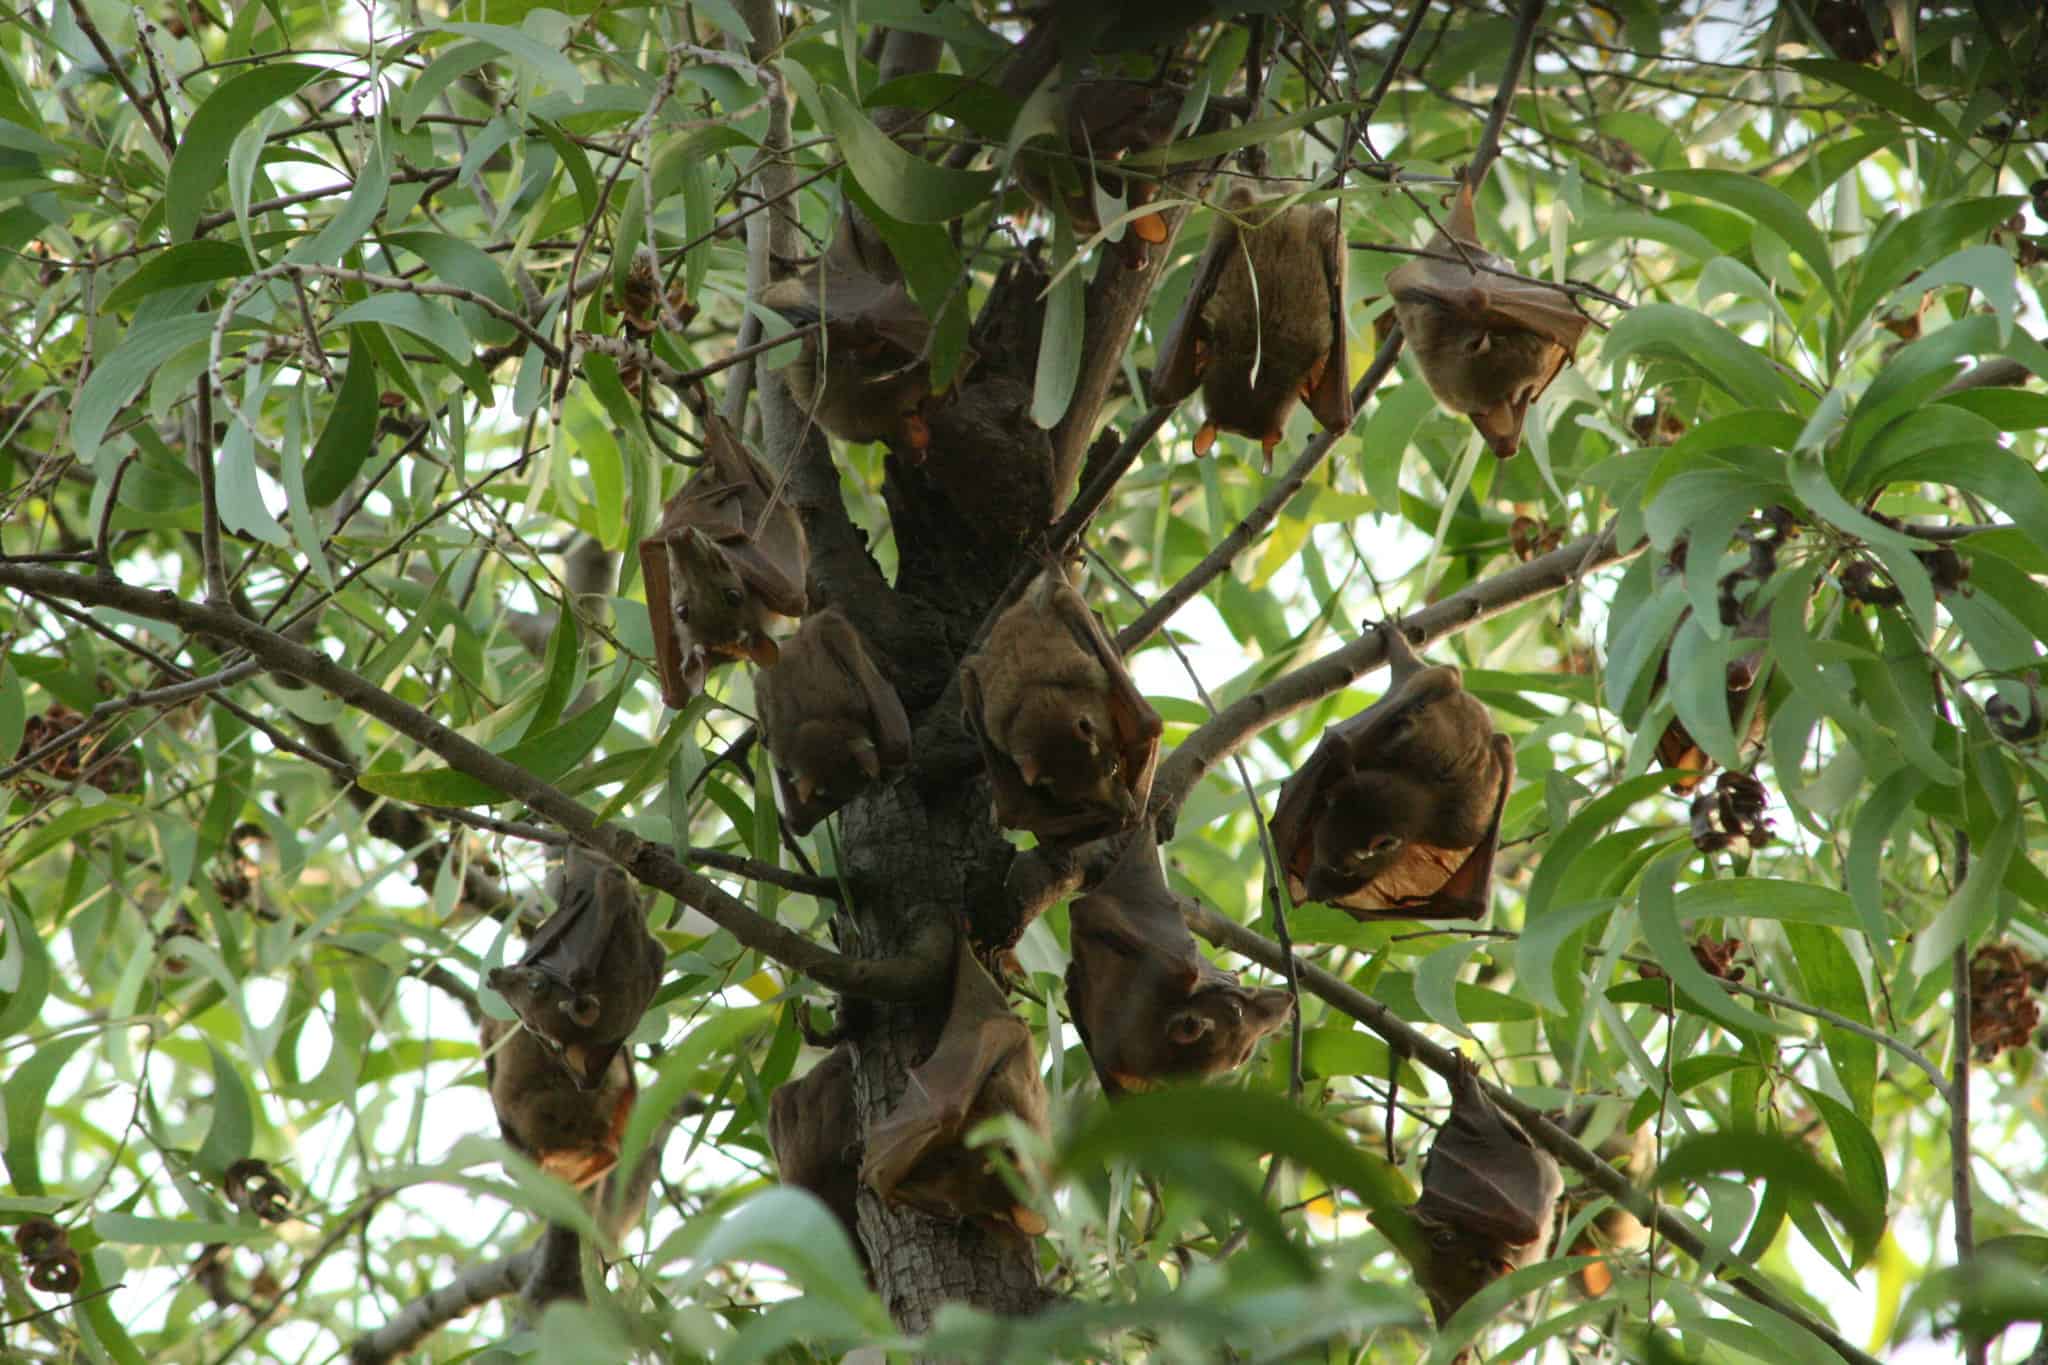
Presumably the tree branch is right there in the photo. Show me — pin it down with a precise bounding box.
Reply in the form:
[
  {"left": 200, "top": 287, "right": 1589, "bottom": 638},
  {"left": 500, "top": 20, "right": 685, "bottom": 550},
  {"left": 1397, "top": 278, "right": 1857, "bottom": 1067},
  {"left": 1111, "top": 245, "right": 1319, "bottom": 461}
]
[
  {"left": 1118, "top": 333, "right": 1405, "bottom": 656},
  {"left": 0, "top": 564, "right": 942, "bottom": 1002},
  {"left": 346, "top": 1253, "right": 530, "bottom": 1364},
  {"left": 1182, "top": 903, "right": 1885, "bottom": 1365},
  {"left": 1152, "top": 519, "right": 1640, "bottom": 831}
]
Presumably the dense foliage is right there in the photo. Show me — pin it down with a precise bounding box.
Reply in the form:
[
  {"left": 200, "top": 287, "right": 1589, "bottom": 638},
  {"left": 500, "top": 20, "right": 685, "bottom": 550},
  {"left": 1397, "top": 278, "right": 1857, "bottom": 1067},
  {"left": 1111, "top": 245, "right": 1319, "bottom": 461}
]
[{"left": 2, "top": 1, "right": 2047, "bottom": 1362}]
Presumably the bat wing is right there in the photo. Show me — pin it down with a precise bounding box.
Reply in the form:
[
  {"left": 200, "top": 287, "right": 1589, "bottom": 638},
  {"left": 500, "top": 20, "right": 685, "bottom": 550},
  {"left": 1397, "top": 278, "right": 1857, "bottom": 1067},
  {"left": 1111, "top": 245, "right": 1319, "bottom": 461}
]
[
  {"left": 1269, "top": 728, "right": 1355, "bottom": 894},
  {"left": 817, "top": 610, "right": 911, "bottom": 769},
  {"left": 1305, "top": 204, "right": 1354, "bottom": 432},
  {"left": 862, "top": 941, "right": 1042, "bottom": 1224},
  {"left": 1416, "top": 1060, "right": 1561, "bottom": 1248},
  {"left": 1046, "top": 574, "right": 1162, "bottom": 819},
  {"left": 770, "top": 1046, "right": 866, "bottom": 1258},
  {"left": 1149, "top": 210, "right": 1240, "bottom": 406},
  {"left": 698, "top": 417, "right": 809, "bottom": 619},
  {"left": 639, "top": 505, "right": 702, "bottom": 708}
]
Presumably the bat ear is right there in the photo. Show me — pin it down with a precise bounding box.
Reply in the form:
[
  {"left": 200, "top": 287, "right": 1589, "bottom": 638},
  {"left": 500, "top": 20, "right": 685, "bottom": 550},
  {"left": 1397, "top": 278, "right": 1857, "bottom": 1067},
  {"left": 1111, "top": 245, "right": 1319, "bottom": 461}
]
[
  {"left": 1167, "top": 1010, "right": 1214, "bottom": 1045},
  {"left": 563, "top": 993, "right": 602, "bottom": 1028},
  {"left": 747, "top": 636, "right": 782, "bottom": 667},
  {"left": 794, "top": 772, "right": 818, "bottom": 803},
  {"left": 1015, "top": 753, "right": 1041, "bottom": 786},
  {"left": 1073, "top": 714, "right": 1101, "bottom": 754},
  {"left": 852, "top": 737, "right": 880, "bottom": 779}
]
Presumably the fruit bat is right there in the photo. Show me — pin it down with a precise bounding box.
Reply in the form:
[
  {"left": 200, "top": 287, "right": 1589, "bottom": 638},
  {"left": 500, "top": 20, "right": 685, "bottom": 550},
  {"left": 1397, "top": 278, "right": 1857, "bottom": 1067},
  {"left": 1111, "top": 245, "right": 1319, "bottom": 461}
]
[
  {"left": 1065, "top": 831, "right": 1294, "bottom": 1095},
  {"left": 1269, "top": 622, "right": 1514, "bottom": 922},
  {"left": 1558, "top": 1104, "right": 1653, "bottom": 1296},
  {"left": 639, "top": 413, "right": 809, "bottom": 707},
  {"left": 769, "top": 1045, "right": 867, "bottom": 1269},
  {"left": 480, "top": 1013, "right": 637, "bottom": 1189},
  {"left": 1019, "top": 79, "right": 1180, "bottom": 268},
  {"left": 1150, "top": 185, "right": 1352, "bottom": 466},
  {"left": 755, "top": 607, "right": 912, "bottom": 835},
  {"left": 1385, "top": 182, "right": 1590, "bottom": 459},
  {"left": 960, "top": 565, "right": 1163, "bottom": 844},
  {"left": 761, "top": 214, "right": 938, "bottom": 458},
  {"left": 860, "top": 936, "right": 1049, "bottom": 1235},
  {"left": 486, "top": 847, "right": 665, "bottom": 1090},
  {"left": 1410, "top": 1056, "right": 1562, "bottom": 1327}
]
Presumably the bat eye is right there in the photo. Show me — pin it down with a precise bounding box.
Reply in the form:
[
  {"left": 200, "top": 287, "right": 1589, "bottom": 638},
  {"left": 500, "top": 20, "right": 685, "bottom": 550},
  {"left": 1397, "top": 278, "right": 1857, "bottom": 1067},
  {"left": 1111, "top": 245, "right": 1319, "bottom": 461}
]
[
  {"left": 1369, "top": 833, "right": 1403, "bottom": 855},
  {"left": 1431, "top": 1226, "right": 1459, "bottom": 1249},
  {"left": 722, "top": 587, "right": 744, "bottom": 608},
  {"left": 675, "top": 602, "right": 690, "bottom": 623}
]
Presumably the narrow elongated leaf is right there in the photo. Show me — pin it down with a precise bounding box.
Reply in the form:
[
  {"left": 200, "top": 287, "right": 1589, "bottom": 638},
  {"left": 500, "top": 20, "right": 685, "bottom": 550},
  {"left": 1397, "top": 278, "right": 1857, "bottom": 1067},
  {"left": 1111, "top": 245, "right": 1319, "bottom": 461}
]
[{"left": 167, "top": 64, "right": 328, "bottom": 239}]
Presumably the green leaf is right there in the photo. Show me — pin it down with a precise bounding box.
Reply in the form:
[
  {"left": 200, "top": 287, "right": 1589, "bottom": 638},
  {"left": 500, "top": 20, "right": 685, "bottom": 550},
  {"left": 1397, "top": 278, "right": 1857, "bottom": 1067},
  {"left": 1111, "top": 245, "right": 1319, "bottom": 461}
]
[
  {"left": 0, "top": 896, "right": 52, "bottom": 1039},
  {"left": 1639, "top": 852, "right": 1796, "bottom": 1036},
  {"left": 1639, "top": 169, "right": 1840, "bottom": 305},
  {"left": 195, "top": 1041, "right": 255, "bottom": 1176},
  {"left": 784, "top": 63, "right": 995, "bottom": 223},
  {"left": 1790, "top": 59, "right": 1961, "bottom": 139},
  {"left": 1910, "top": 805, "right": 2017, "bottom": 976},
  {"left": 71, "top": 316, "right": 217, "bottom": 467},
  {"left": 103, "top": 241, "right": 256, "bottom": 313},
  {"left": 303, "top": 331, "right": 379, "bottom": 506},
  {"left": 94, "top": 1212, "right": 266, "bottom": 1246},
  {"left": 436, "top": 22, "right": 587, "bottom": 100},
  {"left": 1601, "top": 304, "right": 1799, "bottom": 411},
  {"left": 1412, "top": 941, "right": 1480, "bottom": 1039},
  {"left": 167, "top": 63, "right": 328, "bottom": 240},
  {"left": 1655, "top": 1128, "right": 1885, "bottom": 1269},
  {"left": 1033, "top": 218, "right": 1084, "bottom": 429},
  {"left": 4, "top": 1034, "right": 92, "bottom": 1195},
  {"left": 356, "top": 675, "right": 627, "bottom": 807}
]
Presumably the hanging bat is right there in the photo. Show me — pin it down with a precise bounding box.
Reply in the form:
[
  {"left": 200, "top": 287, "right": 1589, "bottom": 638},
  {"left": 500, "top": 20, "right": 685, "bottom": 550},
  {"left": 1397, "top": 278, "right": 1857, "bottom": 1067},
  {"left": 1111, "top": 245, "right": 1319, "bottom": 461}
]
[
  {"left": 761, "top": 213, "right": 938, "bottom": 458},
  {"left": 1409, "top": 1056, "right": 1562, "bottom": 1327},
  {"left": 960, "top": 564, "right": 1163, "bottom": 844},
  {"left": 1269, "top": 621, "right": 1514, "bottom": 921},
  {"left": 860, "top": 935, "right": 1049, "bottom": 1235},
  {"left": 486, "top": 847, "right": 665, "bottom": 1090},
  {"left": 1557, "top": 1103, "right": 1653, "bottom": 1296},
  {"left": 1150, "top": 185, "right": 1352, "bottom": 467},
  {"left": 769, "top": 1045, "right": 867, "bottom": 1270},
  {"left": 639, "top": 413, "right": 808, "bottom": 707},
  {"left": 480, "top": 1013, "right": 637, "bottom": 1189},
  {"left": 756, "top": 608, "right": 912, "bottom": 835},
  {"left": 1019, "top": 79, "right": 1182, "bottom": 268},
  {"left": 1066, "top": 830, "right": 1294, "bottom": 1095},
  {"left": 1384, "top": 181, "right": 1590, "bottom": 459}
]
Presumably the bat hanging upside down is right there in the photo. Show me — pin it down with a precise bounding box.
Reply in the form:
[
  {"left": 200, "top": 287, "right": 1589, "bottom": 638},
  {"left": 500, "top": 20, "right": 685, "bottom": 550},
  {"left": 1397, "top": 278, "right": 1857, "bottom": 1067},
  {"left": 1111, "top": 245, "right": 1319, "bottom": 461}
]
[
  {"left": 638, "top": 413, "right": 808, "bottom": 706},
  {"left": 1268, "top": 620, "right": 1514, "bottom": 923},
  {"left": 1384, "top": 181, "right": 1590, "bottom": 458},
  {"left": 1149, "top": 185, "right": 1353, "bottom": 466}
]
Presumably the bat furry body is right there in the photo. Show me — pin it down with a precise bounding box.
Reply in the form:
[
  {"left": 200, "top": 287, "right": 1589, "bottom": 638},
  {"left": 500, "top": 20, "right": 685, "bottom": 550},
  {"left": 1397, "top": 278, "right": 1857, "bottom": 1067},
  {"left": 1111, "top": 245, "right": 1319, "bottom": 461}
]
[
  {"left": 762, "top": 215, "right": 937, "bottom": 457},
  {"left": 861, "top": 937, "right": 1049, "bottom": 1234},
  {"left": 1385, "top": 183, "right": 1589, "bottom": 458},
  {"left": 480, "top": 1013, "right": 637, "bottom": 1189},
  {"left": 1151, "top": 186, "right": 1352, "bottom": 465},
  {"left": 486, "top": 848, "right": 665, "bottom": 1090},
  {"left": 1020, "top": 79, "right": 1180, "bottom": 266},
  {"left": 756, "top": 608, "right": 912, "bottom": 834},
  {"left": 1410, "top": 1057, "right": 1562, "bottom": 1327},
  {"left": 770, "top": 1045, "right": 867, "bottom": 1267},
  {"left": 961, "top": 566, "right": 1162, "bottom": 843},
  {"left": 1269, "top": 622, "right": 1514, "bottom": 922},
  {"left": 1066, "top": 832, "right": 1293, "bottom": 1095},
  {"left": 639, "top": 414, "right": 808, "bottom": 706}
]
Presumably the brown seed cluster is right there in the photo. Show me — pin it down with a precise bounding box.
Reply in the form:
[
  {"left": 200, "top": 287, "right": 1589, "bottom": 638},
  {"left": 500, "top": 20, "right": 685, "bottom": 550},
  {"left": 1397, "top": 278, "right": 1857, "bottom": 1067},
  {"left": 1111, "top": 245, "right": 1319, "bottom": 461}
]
[
  {"left": 1690, "top": 771, "right": 1774, "bottom": 853},
  {"left": 1968, "top": 943, "right": 2048, "bottom": 1062},
  {"left": 14, "top": 1217, "right": 82, "bottom": 1295}
]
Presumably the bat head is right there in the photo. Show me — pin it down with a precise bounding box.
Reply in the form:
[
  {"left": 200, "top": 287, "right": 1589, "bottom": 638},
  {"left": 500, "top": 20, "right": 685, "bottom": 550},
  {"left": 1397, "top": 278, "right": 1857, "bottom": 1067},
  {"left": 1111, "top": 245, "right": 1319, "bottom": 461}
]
[
  {"left": 1156, "top": 982, "right": 1295, "bottom": 1079},
  {"left": 1306, "top": 772, "right": 1428, "bottom": 899},
  {"left": 1013, "top": 694, "right": 1128, "bottom": 816},
  {"left": 667, "top": 527, "right": 758, "bottom": 656},
  {"left": 784, "top": 722, "right": 884, "bottom": 809}
]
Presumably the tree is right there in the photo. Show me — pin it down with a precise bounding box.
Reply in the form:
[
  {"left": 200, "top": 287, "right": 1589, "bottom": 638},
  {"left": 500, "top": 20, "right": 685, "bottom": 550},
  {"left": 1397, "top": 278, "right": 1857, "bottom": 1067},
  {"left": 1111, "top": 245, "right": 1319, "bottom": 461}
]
[{"left": 3, "top": 0, "right": 2047, "bottom": 1360}]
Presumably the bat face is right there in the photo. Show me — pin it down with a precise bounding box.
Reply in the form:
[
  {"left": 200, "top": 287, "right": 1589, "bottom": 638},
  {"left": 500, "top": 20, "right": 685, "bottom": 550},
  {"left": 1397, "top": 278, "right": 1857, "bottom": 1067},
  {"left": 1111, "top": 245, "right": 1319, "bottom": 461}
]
[
  {"left": 638, "top": 415, "right": 808, "bottom": 707},
  {"left": 1066, "top": 832, "right": 1293, "bottom": 1095},
  {"left": 769, "top": 1045, "right": 867, "bottom": 1269},
  {"left": 861, "top": 937, "right": 1049, "bottom": 1235},
  {"left": 960, "top": 566, "right": 1162, "bottom": 844},
  {"left": 756, "top": 608, "right": 912, "bottom": 835},
  {"left": 481, "top": 1014, "right": 637, "bottom": 1190},
  {"left": 1150, "top": 187, "right": 1353, "bottom": 466},
  {"left": 485, "top": 849, "right": 665, "bottom": 1091},
  {"left": 1385, "top": 183, "right": 1589, "bottom": 459},
  {"left": 1270, "top": 623, "right": 1514, "bottom": 924},
  {"left": 1410, "top": 1057, "right": 1562, "bottom": 1326}
]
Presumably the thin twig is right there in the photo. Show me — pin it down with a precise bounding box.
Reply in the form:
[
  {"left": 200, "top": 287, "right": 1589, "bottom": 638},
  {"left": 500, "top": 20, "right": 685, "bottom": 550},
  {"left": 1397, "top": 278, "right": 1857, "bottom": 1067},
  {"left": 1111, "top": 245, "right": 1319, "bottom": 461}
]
[
  {"left": 1183, "top": 903, "right": 1884, "bottom": 1365},
  {"left": 1951, "top": 834, "right": 1985, "bottom": 1365}
]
